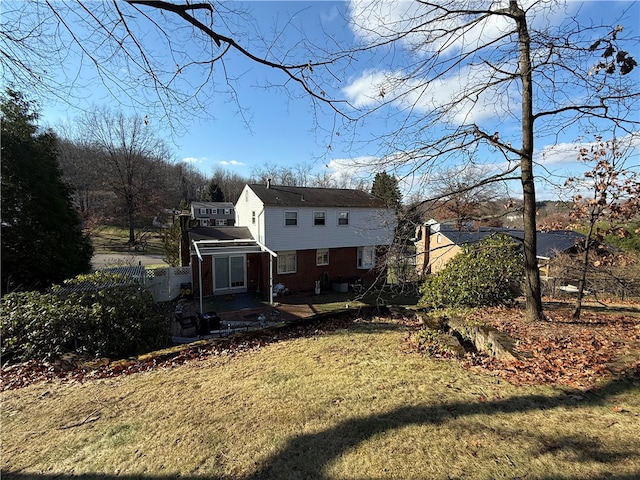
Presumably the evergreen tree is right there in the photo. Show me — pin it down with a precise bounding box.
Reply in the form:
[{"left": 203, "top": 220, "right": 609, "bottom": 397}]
[
  {"left": 204, "top": 180, "right": 225, "bottom": 202},
  {"left": 1, "top": 90, "right": 93, "bottom": 293},
  {"left": 371, "top": 172, "right": 402, "bottom": 208}
]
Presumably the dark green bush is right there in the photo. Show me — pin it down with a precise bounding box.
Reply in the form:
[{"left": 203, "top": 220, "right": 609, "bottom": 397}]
[
  {"left": 1, "top": 275, "right": 169, "bottom": 364},
  {"left": 420, "top": 233, "right": 524, "bottom": 308}
]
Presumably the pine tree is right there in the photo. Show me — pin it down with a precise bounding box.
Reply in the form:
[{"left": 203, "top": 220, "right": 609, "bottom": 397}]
[
  {"left": 371, "top": 172, "right": 401, "bottom": 208},
  {"left": 1, "top": 90, "right": 93, "bottom": 293},
  {"left": 204, "top": 180, "right": 225, "bottom": 202}
]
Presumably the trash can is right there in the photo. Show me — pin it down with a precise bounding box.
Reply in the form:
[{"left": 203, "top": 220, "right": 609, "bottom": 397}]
[
  {"left": 198, "top": 311, "right": 221, "bottom": 333},
  {"left": 180, "top": 282, "right": 192, "bottom": 299}
]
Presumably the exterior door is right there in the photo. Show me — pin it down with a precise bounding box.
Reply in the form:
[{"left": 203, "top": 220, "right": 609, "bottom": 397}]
[{"left": 213, "top": 255, "right": 246, "bottom": 292}]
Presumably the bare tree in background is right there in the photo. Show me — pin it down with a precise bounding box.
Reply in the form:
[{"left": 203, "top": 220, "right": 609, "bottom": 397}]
[
  {"left": 79, "top": 108, "right": 171, "bottom": 244},
  {"left": 430, "top": 167, "right": 512, "bottom": 230}
]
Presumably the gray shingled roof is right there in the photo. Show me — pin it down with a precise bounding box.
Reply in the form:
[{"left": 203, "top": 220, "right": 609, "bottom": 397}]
[
  {"left": 188, "top": 226, "right": 254, "bottom": 242},
  {"left": 248, "top": 184, "right": 387, "bottom": 208},
  {"left": 439, "top": 228, "right": 588, "bottom": 259}
]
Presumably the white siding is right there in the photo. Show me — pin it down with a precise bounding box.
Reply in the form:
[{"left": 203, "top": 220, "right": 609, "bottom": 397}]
[
  {"left": 234, "top": 185, "right": 396, "bottom": 251},
  {"left": 235, "top": 185, "right": 267, "bottom": 244},
  {"left": 262, "top": 206, "right": 395, "bottom": 251}
]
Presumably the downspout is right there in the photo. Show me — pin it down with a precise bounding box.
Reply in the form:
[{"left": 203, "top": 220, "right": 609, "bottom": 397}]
[
  {"left": 193, "top": 240, "right": 204, "bottom": 313},
  {"left": 269, "top": 254, "right": 274, "bottom": 305}
]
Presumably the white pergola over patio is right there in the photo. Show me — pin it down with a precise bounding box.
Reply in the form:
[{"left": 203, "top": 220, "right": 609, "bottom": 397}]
[{"left": 191, "top": 238, "right": 277, "bottom": 313}]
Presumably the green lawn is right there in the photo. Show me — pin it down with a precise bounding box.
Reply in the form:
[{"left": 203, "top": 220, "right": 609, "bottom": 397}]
[{"left": 2, "top": 317, "right": 638, "bottom": 479}]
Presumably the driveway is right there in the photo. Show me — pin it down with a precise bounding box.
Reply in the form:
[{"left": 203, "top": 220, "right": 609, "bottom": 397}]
[{"left": 91, "top": 253, "right": 169, "bottom": 270}]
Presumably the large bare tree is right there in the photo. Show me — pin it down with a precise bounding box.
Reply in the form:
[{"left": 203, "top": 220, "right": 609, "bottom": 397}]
[
  {"left": 79, "top": 108, "right": 171, "bottom": 244},
  {"left": 330, "top": 1, "right": 639, "bottom": 320}
]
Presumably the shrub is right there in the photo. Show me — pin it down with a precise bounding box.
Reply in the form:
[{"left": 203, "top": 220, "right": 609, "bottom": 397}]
[
  {"left": 1, "top": 274, "right": 169, "bottom": 364},
  {"left": 420, "top": 233, "right": 524, "bottom": 308}
]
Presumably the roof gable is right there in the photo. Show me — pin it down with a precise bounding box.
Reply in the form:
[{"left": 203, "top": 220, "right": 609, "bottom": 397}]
[{"left": 247, "top": 184, "right": 387, "bottom": 208}]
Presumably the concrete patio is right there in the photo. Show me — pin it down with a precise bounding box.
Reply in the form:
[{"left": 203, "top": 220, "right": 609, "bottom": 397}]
[{"left": 169, "top": 292, "right": 321, "bottom": 342}]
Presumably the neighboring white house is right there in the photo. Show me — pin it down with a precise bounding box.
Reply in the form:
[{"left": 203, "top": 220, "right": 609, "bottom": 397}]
[
  {"left": 190, "top": 202, "right": 235, "bottom": 227},
  {"left": 188, "top": 182, "right": 397, "bottom": 297}
]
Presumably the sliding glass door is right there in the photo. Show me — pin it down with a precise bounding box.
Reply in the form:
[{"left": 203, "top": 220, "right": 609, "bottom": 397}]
[{"left": 214, "top": 255, "right": 246, "bottom": 292}]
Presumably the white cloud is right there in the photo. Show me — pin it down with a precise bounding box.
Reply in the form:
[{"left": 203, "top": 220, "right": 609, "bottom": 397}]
[
  {"left": 343, "top": 64, "right": 516, "bottom": 124},
  {"left": 219, "top": 160, "right": 245, "bottom": 167},
  {"left": 182, "top": 157, "right": 204, "bottom": 165},
  {"left": 343, "top": 1, "right": 578, "bottom": 123},
  {"left": 348, "top": 1, "right": 569, "bottom": 53}
]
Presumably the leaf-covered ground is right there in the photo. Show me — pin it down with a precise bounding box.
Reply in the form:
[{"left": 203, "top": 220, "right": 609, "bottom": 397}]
[
  {"left": 2, "top": 303, "right": 639, "bottom": 391},
  {"left": 462, "top": 304, "right": 640, "bottom": 389}
]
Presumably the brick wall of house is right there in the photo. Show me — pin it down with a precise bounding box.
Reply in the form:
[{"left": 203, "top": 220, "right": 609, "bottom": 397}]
[{"left": 257, "top": 247, "right": 383, "bottom": 294}]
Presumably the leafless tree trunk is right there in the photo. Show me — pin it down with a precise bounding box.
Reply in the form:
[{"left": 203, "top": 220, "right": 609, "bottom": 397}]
[
  {"left": 79, "top": 108, "right": 170, "bottom": 244},
  {"left": 511, "top": 1, "right": 543, "bottom": 320}
]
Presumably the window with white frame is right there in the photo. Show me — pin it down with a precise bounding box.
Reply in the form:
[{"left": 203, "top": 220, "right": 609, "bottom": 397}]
[
  {"left": 357, "top": 246, "right": 375, "bottom": 269},
  {"left": 314, "top": 211, "right": 326, "bottom": 226},
  {"left": 215, "top": 219, "right": 227, "bottom": 226},
  {"left": 199, "top": 208, "right": 206, "bottom": 215},
  {"left": 277, "top": 251, "right": 297, "bottom": 274},
  {"left": 316, "top": 248, "right": 329, "bottom": 266},
  {"left": 251, "top": 211, "right": 256, "bottom": 224},
  {"left": 284, "top": 211, "right": 298, "bottom": 226},
  {"left": 338, "top": 211, "right": 349, "bottom": 225},
  {"left": 224, "top": 208, "right": 231, "bottom": 215}
]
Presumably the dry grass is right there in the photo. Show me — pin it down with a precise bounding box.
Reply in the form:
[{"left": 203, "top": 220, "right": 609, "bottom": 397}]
[
  {"left": 2, "top": 318, "right": 639, "bottom": 479},
  {"left": 90, "top": 226, "right": 164, "bottom": 255}
]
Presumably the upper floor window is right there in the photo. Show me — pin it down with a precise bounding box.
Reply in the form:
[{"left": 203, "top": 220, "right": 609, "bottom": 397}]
[
  {"left": 199, "top": 208, "right": 207, "bottom": 215},
  {"left": 314, "top": 211, "right": 326, "bottom": 226},
  {"left": 338, "top": 211, "right": 349, "bottom": 226},
  {"left": 251, "top": 211, "right": 256, "bottom": 225},
  {"left": 224, "top": 208, "right": 231, "bottom": 215},
  {"left": 316, "top": 249, "right": 329, "bottom": 266},
  {"left": 284, "top": 211, "right": 298, "bottom": 226}
]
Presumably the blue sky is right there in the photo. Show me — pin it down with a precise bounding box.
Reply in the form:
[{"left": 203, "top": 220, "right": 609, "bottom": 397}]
[{"left": 8, "top": 0, "right": 639, "bottom": 200}]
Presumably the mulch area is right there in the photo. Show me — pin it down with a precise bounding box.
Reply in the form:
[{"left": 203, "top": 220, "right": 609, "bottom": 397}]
[{"left": 2, "top": 300, "right": 639, "bottom": 392}]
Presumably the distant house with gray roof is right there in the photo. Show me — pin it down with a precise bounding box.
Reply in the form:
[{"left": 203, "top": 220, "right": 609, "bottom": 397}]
[
  {"left": 190, "top": 202, "right": 235, "bottom": 227},
  {"left": 415, "top": 221, "right": 607, "bottom": 276}
]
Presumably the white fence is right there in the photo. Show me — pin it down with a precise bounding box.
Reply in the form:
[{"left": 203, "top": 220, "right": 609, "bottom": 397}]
[{"left": 144, "top": 266, "right": 192, "bottom": 302}]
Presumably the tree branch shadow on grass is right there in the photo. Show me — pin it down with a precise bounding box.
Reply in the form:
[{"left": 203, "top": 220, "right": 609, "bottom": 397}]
[{"left": 3, "top": 373, "right": 639, "bottom": 480}]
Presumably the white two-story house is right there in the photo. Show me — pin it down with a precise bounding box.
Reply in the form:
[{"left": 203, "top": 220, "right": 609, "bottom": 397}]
[
  {"left": 187, "top": 181, "right": 396, "bottom": 298},
  {"left": 234, "top": 181, "right": 396, "bottom": 292}
]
